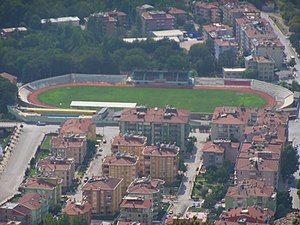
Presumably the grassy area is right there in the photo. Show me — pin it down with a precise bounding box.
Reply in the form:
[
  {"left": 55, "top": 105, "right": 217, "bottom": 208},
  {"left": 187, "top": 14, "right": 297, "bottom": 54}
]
[
  {"left": 269, "top": 15, "right": 289, "bottom": 36},
  {"left": 37, "top": 86, "right": 268, "bottom": 113},
  {"left": 40, "top": 134, "right": 56, "bottom": 150}
]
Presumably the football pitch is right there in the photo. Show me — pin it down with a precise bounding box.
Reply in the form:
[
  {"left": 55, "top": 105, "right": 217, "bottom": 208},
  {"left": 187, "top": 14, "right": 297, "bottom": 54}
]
[{"left": 37, "top": 86, "right": 268, "bottom": 113}]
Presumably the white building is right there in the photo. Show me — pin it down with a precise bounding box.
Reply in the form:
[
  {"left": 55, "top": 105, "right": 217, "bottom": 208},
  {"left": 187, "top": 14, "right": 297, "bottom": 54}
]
[{"left": 41, "top": 16, "right": 80, "bottom": 26}]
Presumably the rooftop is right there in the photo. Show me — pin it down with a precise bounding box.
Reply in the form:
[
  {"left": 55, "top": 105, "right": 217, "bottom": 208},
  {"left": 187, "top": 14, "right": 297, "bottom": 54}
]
[
  {"left": 215, "top": 38, "right": 238, "bottom": 47},
  {"left": 51, "top": 134, "right": 85, "bottom": 149},
  {"left": 37, "top": 157, "right": 74, "bottom": 171},
  {"left": 226, "top": 179, "right": 275, "bottom": 198},
  {"left": 202, "top": 141, "right": 225, "bottom": 154},
  {"left": 127, "top": 177, "right": 165, "bottom": 194},
  {"left": 103, "top": 153, "right": 138, "bottom": 165},
  {"left": 62, "top": 200, "right": 92, "bottom": 216},
  {"left": 143, "top": 144, "right": 179, "bottom": 157},
  {"left": 212, "top": 106, "right": 255, "bottom": 125},
  {"left": 120, "top": 196, "right": 152, "bottom": 209},
  {"left": 60, "top": 119, "right": 94, "bottom": 135},
  {"left": 41, "top": 16, "right": 80, "bottom": 24},
  {"left": 82, "top": 176, "right": 123, "bottom": 191},
  {"left": 22, "top": 177, "right": 61, "bottom": 190},
  {"left": 120, "top": 107, "right": 190, "bottom": 124},
  {"left": 18, "top": 192, "right": 47, "bottom": 210},
  {"left": 168, "top": 7, "right": 186, "bottom": 15},
  {"left": 203, "top": 23, "right": 233, "bottom": 33},
  {"left": 112, "top": 134, "right": 147, "bottom": 147},
  {"left": 238, "top": 142, "right": 281, "bottom": 160},
  {"left": 235, "top": 157, "right": 279, "bottom": 172},
  {"left": 0, "top": 72, "right": 17, "bottom": 82},
  {"left": 194, "top": 1, "right": 219, "bottom": 9},
  {"left": 141, "top": 11, "right": 174, "bottom": 20}
]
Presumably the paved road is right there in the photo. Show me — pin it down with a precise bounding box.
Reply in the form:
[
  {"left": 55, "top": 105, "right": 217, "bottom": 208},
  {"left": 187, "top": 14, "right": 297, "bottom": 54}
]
[
  {"left": 171, "top": 131, "right": 209, "bottom": 215},
  {"left": 0, "top": 123, "right": 58, "bottom": 205},
  {"left": 261, "top": 12, "right": 300, "bottom": 80},
  {"left": 71, "top": 126, "right": 120, "bottom": 201},
  {"left": 288, "top": 120, "right": 300, "bottom": 209}
]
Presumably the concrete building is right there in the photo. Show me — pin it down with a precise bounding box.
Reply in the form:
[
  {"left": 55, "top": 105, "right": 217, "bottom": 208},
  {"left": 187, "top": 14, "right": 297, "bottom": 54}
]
[
  {"left": 0, "top": 193, "right": 49, "bottom": 225},
  {"left": 202, "top": 141, "right": 225, "bottom": 168},
  {"left": 59, "top": 118, "right": 96, "bottom": 140},
  {"left": 50, "top": 134, "right": 87, "bottom": 165},
  {"left": 192, "top": 1, "right": 221, "bottom": 23},
  {"left": 0, "top": 72, "right": 17, "bottom": 83},
  {"left": 252, "top": 38, "right": 285, "bottom": 68},
  {"left": 87, "top": 12, "right": 117, "bottom": 35},
  {"left": 20, "top": 177, "right": 62, "bottom": 206},
  {"left": 62, "top": 200, "right": 92, "bottom": 225},
  {"left": 108, "top": 10, "right": 128, "bottom": 27},
  {"left": 119, "top": 196, "right": 153, "bottom": 225},
  {"left": 82, "top": 176, "right": 123, "bottom": 216},
  {"left": 141, "top": 10, "right": 175, "bottom": 33},
  {"left": 214, "top": 38, "right": 238, "bottom": 61},
  {"left": 168, "top": 7, "right": 187, "bottom": 23},
  {"left": 111, "top": 134, "right": 147, "bottom": 174},
  {"left": 119, "top": 106, "right": 190, "bottom": 151},
  {"left": 203, "top": 23, "right": 233, "bottom": 43},
  {"left": 102, "top": 153, "right": 138, "bottom": 194},
  {"left": 37, "top": 157, "right": 75, "bottom": 189},
  {"left": 245, "top": 55, "right": 275, "bottom": 81},
  {"left": 41, "top": 17, "right": 80, "bottom": 26},
  {"left": 219, "top": 206, "right": 274, "bottom": 224},
  {"left": 222, "top": 68, "right": 246, "bottom": 78},
  {"left": 225, "top": 179, "right": 276, "bottom": 211},
  {"left": 142, "top": 144, "right": 179, "bottom": 184},
  {"left": 221, "top": 2, "right": 260, "bottom": 26},
  {"left": 127, "top": 177, "right": 165, "bottom": 219}
]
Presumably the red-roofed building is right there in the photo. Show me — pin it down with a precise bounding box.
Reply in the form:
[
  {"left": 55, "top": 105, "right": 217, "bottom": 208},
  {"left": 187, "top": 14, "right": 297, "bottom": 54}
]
[
  {"left": 0, "top": 202, "right": 29, "bottom": 225},
  {"left": 82, "top": 176, "right": 123, "bottom": 216},
  {"left": 37, "top": 157, "right": 75, "bottom": 189},
  {"left": 103, "top": 153, "right": 138, "bottom": 194},
  {"left": 0, "top": 72, "right": 17, "bottom": 83},
  {"left": 245, "top": 55, "right": 275, "bottom": 81},
  {"left": 168, "top": 7, "right": 187, "bottom": 22},
  {"left": 141, "top": 10, "right": 175, "bottom": 33},
  {"left": 111, "top": 134, "right": 147, "bottom": 174},
  {"left": 20, "top": 177, "right": 62, "bottom": 206},
  {"left": 119, "top": 196, "right": 153, "bottom": 225},
  {"left": 202, "top": 141, "right": 225, "bottom": 168},
  {"left": 59, "top": 119, "right": 96, "bottom": 140},
  {"left": 225, "top": 179, "right": 276, "bottom": 211},
  {"left": 127, "top": 177, "right": 165, "bottom": 219},
  {"left": 214, "top": 38, "right": 238, "bottom": 60},
  {"left": 203, "top": 23, "right": 233, "bottom": 43},
  {"left": 219, "top": 206, "right": 274, "bottom": 224},
  {"left": 108, "top": 10, "right": 128, "bottom": 27},
  {"left": 62, "top": 200, "right": 92, "bottom": 225},
  {"left": 87, "top": 12, "right": 117, "bottom": 35},
  {"left": 50, "top": 134, "right": 87, "bottom": 165},
  {"left": 192, "top": 1, "right": 221, "bottom": 23},
  {"left": 119, "top": 106, "right": 190, "bottom": 151},
  {"left": 117, "top": 221, "right": 146, "bottom": 225},
  {"left": 142, "top": 144, "right": 179, "bottom": 184}
]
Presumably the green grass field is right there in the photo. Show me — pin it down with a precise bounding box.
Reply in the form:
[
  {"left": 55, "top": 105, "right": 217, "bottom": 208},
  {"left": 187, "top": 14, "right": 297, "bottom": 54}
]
[{"left": 37, "top": 86, "right": 268, "bottom": 113}]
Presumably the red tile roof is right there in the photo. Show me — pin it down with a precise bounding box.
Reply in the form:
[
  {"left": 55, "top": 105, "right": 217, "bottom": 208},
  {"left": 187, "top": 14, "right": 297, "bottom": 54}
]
[
  {"left": 103, "top": 154, "right": 138, "bottom": 166},
  {"left": 215, "top": 38, "right": 238, "bottom": 47},
  {"left": 60, "top": 119, "right": 94, "bottom": 135},
  {"left": 168, "top": 7, "right": 187, "bottom": 15},
  {"left": 120, "top": 197, "right": 152, "bottom": 209},
  {"left": 120, "top": 107, "right": 190, "bottom": 124},
  {"left": 127, "top": 177, "right": 165, "bottom": 194},
  {"left": 203, "top": 141, "right": 225, "bottom": 154},
  {"left": 51, "top": 135, "right": 85, "bottom": 149},
  {"left": 235, "top": 157, "right": 279, "bottom": 172},
  {"left": 0, "top": 72, "right": 17, "bottom": 82},
  {"left": 62, "top": 201, "right": 92, "bottom": 216},
  {"left": 195, "top": 1, "right": 219, "bottom": 9},
  {"left": 112, "top": 134, "right": 147, "bottom": 147},
  {"left": 143, "top": 144, "right": 179, "bottom": 157},
  {"left": 82, "top": 177, "right": 123, "bottom": 191},
  {"left": 238, "top": 142, "right": 281, "bottom": 160},
  {"left": 22, "top": 178, "right": 58, "bottom": 190},
  {"left": 203, "top": 23, "right": 233, "bottom": 33},
  {"left": 212, "top": 107, "right": 256, "bottom": 125},
  {"left": 37, "top": 157, "right": 74, "bottom": 171},
  {"left": 18, "top": 192, "right": 48, "bottom": 210},
  {"left": 226, "top": 179, "right": 275, "bottom": 198}
]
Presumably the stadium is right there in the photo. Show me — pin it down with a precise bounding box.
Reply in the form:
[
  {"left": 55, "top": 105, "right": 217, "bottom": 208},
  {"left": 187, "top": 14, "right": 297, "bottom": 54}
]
[{"left": 14, "top": 72, "right": 294, "bottom": 124}]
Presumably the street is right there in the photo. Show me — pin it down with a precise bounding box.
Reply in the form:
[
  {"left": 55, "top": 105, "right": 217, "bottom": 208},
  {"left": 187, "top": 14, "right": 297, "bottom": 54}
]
[
  {"left": 170, "top": 131, "right": 209, "bottom": 215},
  {"left": 0, "top": 123, "right": 58, "bottom": 205}
]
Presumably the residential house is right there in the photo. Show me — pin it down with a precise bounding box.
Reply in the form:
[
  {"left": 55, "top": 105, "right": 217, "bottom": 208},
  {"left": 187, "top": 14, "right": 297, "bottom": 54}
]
[
  {"left": 245, "top": 55, "right": 275, "bottom": 81},
  {"left": 141, "top": 10, "right": 175, "bottom": 33},
  {"left": 214, "top": 38, "right": 238, "bottom": 61},
  {"left": 59, "top": 119, "right": 96, "bottom": 140},
  {"left": 192, "top": 1, "right": 221, "bottom": 23},
  {"left": 62, "top": 200, "right": 92, "bottom": 225}
]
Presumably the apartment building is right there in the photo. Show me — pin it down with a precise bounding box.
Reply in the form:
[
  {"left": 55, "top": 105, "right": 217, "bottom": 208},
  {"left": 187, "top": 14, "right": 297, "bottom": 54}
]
[
  {"left": 141, "top": 10, "right": 175, "bottom": 33},
  {"left": 221, "top": 2, "right": 260, "bottom": 26},
  {"left": 59, "top": 118, "right": 96, "bottom": 140},
  {"left": 192, "top": 1, "right": 221, "bottom": 23},
  {"left": 20, "top": 177, "right": 62, "bottom": 206},
  {"left": 0, "top": 193, "right": 49, "bottom": 225},
  {"left": 142, "top": 144, "right": 179, "bottom": 184},
  {"left": 108, "top": 10, "right": 128, "bottom": 27},
  {"left": 119, "top": 196, "right": 153, "bottom": 225},
  {"left": 82, "top": 176, "right": 123, "bottom": 216},
  {"left": 119, "top": 106, "right": 190, "bottom": 151},
  {"left": 87, "top": 12, "right": 117, "bottom": 35},
  {"left": 202, "top": 141, "right": 225, "bottom": 168},
  {"left": 203, "top": 23, "right": 233, "bottom": 43},
  {"left": 211, "top": 107, "right": 258, "bottom": 141},
  {"left": 102, "top": 153, "right": 138, "bottom": 194},
  {"left": 168, "top": 7, "right": 187, "bottom": 22},
  {"left": 62, "top": 200, "right": 92, "bottom": 225},
  {"left": 252, "top": 38, "right": 285, "bottom": 68},
  {"left": 245, "top": 55, "right": 275, "bottom": 81},
  {"left": 37, "top": 157, "right": 75, "bottom": 189},
  {"left": 50, "top": 134, "right": 87, "bottom": 165},
  {"left": 214, "top": 38, "right": 238, "bottom": 60},
  {"left": 225, "top": 179, "right": 276, "bottom": 211},
  {"left": 111, "top": 134, "right": 147, "bottom": 174},
  {"left": 127, "top": 177, "right": 165, "bottom": 219},
  {"left": 41, "top": 17, "right": 80, "bottom": 26}
]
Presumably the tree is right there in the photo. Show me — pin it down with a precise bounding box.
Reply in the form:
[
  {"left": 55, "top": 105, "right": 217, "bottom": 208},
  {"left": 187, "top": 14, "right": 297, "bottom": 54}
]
[
  {"left": 218, "top": 50, "right": 237, "bottom": 68},
  {"left": 275, "top": 191, "right": 293, "bottom": 219},
  {"left": 291, "top": 80, "right": 300, "bottom": 92},
  {"left": 0, "top": 77, "right": 17, "bottom": 113},
  {"left": 280, "top": 144, "right": 299, "bottom": 181},
  {"left": 244, "top": 69, "right": 258, "bottom": 79}
]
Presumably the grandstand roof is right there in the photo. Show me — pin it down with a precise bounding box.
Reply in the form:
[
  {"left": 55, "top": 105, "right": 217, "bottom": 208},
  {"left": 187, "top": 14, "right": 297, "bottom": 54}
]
[{"left": 70, "top": 101, "right": 137, "bottom": 108}]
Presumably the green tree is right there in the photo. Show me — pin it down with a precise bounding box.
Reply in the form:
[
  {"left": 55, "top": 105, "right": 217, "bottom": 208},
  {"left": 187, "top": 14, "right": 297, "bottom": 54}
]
[
  {"left": 0, "top": 77, "right": 17, "bottom": 113},
  {"left": 280, "top": 144, "right": 299, "bottom": 181},
  {"left": 244, "top": 69, "right": 258, "bottom": 79},
  {"left": 275, "top": 191, "right": 293, "bottom": 219},
  {"left": 291, "top": 80, "right": 300, "bottom": 92}
]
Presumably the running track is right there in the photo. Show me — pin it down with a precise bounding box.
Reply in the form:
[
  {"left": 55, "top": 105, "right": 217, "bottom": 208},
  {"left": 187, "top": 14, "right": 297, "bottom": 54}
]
[{"left": 27, "top": 82, "right": 276, "bottom": 109}]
